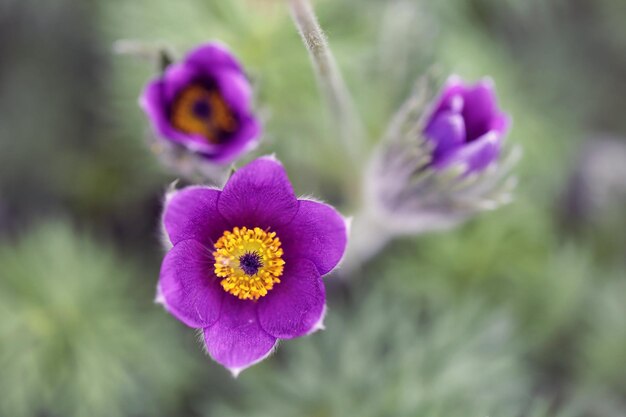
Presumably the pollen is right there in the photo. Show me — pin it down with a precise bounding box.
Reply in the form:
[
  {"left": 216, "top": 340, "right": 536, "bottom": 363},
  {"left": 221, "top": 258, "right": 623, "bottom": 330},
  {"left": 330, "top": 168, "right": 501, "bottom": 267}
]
[
  {"left": 213, "top": 227, "right": 285, "bottom": 300},
  {"left": 170, "top": 83, "right": 238, "bottom": 143}
]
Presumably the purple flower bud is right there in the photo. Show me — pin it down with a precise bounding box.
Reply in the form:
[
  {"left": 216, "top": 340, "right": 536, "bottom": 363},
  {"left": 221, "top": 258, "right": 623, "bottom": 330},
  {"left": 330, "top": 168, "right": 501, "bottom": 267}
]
[
  {"left": 424, "top": 76, "right": 511, "bottom": 174},
  {"left": 346, "top": 75, "right": 519, "bottom": 271},
  {"left": 140, "top": 42, "right": 261, "bottom": 164}
]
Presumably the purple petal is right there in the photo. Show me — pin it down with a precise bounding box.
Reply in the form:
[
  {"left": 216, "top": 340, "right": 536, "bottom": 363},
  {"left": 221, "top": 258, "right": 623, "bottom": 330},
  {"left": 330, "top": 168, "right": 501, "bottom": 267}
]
[
  {"left": 257, "top": 258, "right": 325, "bottom": 339},
  {"left": 490, "top": 112, "right": 511, "bottom": 137},
  {"left": 424, "top": 111, "right": 466, "bottom": 162},
  {"left": 461, "top": 79, "right": 499, "bottom": 142},
  {"left": 278, "top": 199, "right": 348, "bottom": 276},
  {"left": 161, "top": 62, "right": 198, "bottom": 104},
  {"left": 185, "top": 42, "right": 243, "bottom": 74},
  {"left": 429, "top": 75, "right": 466, "bottom": 114},
  {"left": 205, "top": 114, "right": 261, "bottom": 164},
  {"left": 213, "top": 69, "right": 253, "bottom": 118},
  {"left": 204, "top": 296, "right": 277, "bottom": 375},
  {"left": 218, "top": 157, "right": 299, "bottom": 228},
  {"left": 159, "top": 239, "right": 223, "bottom": 328},
  {"left": 139, "top": 79, "right": 178, "bottom": 141},
  {"left": 163, "top": 187, "right": 230, "bottom": 247},
  {"left": 435, "top": 131, "right": 502, "bottom": 174}
]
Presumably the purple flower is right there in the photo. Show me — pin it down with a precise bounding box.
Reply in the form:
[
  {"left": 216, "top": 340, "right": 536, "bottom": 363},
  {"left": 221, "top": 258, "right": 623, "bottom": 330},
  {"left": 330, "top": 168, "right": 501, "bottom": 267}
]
[
  {"left": 140, "top": 42, "right": 261, "bottom": 164},
  {"left": 157, "top": 156, "right": 348, "bottom": 375},
  {"left": 424, "top": 76, "right": 511, "bottom": 174}
]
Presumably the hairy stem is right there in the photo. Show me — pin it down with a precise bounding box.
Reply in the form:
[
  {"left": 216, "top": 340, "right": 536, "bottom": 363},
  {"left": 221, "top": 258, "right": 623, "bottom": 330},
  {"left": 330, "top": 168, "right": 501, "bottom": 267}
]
[{"left": 288, "top": 0, "right": 365, "bottom": 168}]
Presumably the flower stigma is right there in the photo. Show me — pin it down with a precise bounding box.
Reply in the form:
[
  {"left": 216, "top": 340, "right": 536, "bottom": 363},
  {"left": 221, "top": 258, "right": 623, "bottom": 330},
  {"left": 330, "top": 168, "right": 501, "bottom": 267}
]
[
  {"left": 213, "top": 227, "right": 285, "bottom": 300},
  {"left": 171, "top": 83, "right": 238, "bottom": 143},
  {"left": 239, "top": 251, "right": 263, "bottom": 276}
]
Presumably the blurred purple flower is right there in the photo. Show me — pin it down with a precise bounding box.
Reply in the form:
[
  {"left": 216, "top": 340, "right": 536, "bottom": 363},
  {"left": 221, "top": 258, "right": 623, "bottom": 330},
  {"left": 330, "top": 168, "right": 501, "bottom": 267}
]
[
  {"left": 157, "top": 156, "right": 348, "bottom": 375},
  {"left": 424, "top": 76, "right": 511, "bottom": 173},
  {"left": 345, "top": 75, "right": 518, "bottom": 272},
  {"left": 140, "top": 42, "right": 261, "bottom": 164}
]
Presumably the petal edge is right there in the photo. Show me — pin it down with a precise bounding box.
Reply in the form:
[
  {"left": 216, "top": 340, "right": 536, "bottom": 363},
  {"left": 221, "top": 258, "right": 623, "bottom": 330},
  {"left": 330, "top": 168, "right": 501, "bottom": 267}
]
[
  {"left": 203, "top": 296, "right": 277, "bottom": 374},
  {"left": 278, "top": 199, "right": 348, "bottom": 276},
  {"left": 258, "top": 258, "right": 326, "bottom": 339},
  {"left": 218, "top": 157, "right": 299, "bottom": 228},
  {"left": 159, "top": 239, "right": 223, "bottom": 328}
]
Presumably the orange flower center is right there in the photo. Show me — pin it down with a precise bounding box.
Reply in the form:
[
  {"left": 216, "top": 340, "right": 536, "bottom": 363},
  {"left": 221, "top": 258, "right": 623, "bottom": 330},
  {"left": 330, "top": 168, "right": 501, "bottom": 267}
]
[
  {"left": 170, "top": 83, "right": 238, "bottom": 143},
  {"left": 213, "top": 227, "right": 285, "bottom": 300}
]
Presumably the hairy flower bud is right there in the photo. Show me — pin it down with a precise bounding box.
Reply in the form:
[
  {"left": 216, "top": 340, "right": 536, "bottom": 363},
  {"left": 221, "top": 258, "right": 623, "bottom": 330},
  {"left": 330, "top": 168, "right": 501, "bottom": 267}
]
[
  {"left": 371, "top": 75, "right": 517, "bottom": 230},
  {"left": 344, "top": 76, "right": 519, "bottom": 272}
]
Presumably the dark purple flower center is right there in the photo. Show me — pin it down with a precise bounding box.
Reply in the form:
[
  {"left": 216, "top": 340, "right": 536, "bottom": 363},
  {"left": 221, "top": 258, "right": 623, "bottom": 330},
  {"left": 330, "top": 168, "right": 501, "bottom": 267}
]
[
  {"left": 239, "top": 251, "right": 263, "bottom": 276},
  {"left": 192, "top": 99, "right": 211, "bottom": 118}
]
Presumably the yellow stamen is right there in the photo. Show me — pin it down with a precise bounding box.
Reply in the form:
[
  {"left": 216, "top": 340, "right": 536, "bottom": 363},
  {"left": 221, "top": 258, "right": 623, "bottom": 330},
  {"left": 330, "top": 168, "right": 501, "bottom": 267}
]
[
  {"left": 213, "top": 227, "right": 285, "bottom": 300},
  {"left": 170, "top": 83, "right": 237, "bottom": 143}
]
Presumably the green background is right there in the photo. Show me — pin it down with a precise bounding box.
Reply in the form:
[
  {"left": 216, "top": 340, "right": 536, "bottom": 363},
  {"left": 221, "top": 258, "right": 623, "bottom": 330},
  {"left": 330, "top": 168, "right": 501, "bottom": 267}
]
[{"left": 0, "top": 0, "right": 624, "bottom": 416}]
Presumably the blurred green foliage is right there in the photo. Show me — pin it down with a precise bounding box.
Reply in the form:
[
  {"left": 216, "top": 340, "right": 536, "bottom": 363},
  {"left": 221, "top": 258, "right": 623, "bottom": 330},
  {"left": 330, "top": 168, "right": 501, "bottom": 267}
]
[
  {"left": 0, "top": 0, "right": 624, "bottom": 416},
  {"left": 209, "top": 286, "right": 530, "bottom": 417},
  {"left": 0, "top": 222, "right": 198, "bottom": 417}
]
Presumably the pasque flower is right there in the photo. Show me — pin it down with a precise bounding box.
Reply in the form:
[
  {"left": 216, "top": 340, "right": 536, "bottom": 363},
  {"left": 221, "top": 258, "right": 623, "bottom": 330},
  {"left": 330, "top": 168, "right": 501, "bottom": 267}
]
[
  {"left": 157, "top": 156, "right": 348, "bottom": 375},
  {"left": 345, "top": 75, "right": 518, "bottom": 272},
  {"left": 140, "top": 42, "right": 261, "bottom": 163},
  {"left": 424, "top": 76, "right": 510, "bottom": 174}
]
